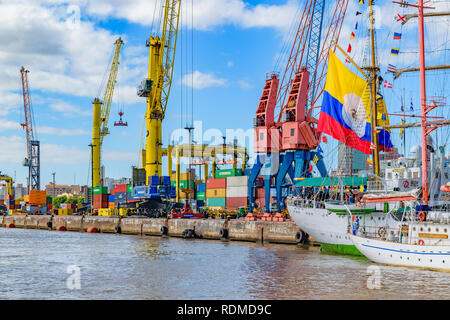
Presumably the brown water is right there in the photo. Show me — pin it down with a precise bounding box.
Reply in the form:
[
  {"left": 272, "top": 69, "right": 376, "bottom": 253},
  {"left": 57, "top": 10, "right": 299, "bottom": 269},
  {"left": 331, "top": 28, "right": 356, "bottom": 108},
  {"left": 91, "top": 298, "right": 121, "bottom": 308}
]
[{"left": 0, "top": 228, "right": 449, "bottom": 300}]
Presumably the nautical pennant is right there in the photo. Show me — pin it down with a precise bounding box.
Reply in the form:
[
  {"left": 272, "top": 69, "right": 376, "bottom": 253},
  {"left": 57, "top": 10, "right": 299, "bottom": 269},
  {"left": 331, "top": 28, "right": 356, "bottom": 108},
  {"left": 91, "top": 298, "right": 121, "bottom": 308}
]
[
  {"left": 401, "top": 102, "right": 404, "bottom": 112},
  {"left": 396, "top": 14, "right": 406, "bottom": 23},
  {"left": 347, "top": 43, "right": 352, "bottom": 53},
  {"left": 376, "top": 92, "right": 384, "bottom": 102},
  {"left": 313, "top": 154, "right": 319, "bottom": 165},
  {"left": 384, "top": 80, "right": 393, "bottom": 88},
  {"left": 317, "top": 146, "right": 324, "bottom": 153},
  {"left": 391, "top": 48, "right": 400, "bottom": 55},
  {"left": 355, "top": 22, "right": 358, "bottom": 30},
  {"left": 410, "top": 99, "right": 414, "bottom": 111},
  {"left": 387, "top": 64, "right": 396, "bottom": 73},
  {"left": 377, "top": 113, "right": 387, "bottom": 121},
  {"left": 399, "top": 119, "right": 405, "bottom": 137},
  {"left": 350, "top": 32, "right": 355, "bottom": 40},
  {"left": 393, "top": 32, "right": 402, "bottom": 40},
  {"left": 399, "top": 0, "right": 409, "bottom": 8},
  {"left": 359, "top": 0, "right": 365, "bottom": 4},
  {"left": 356, "top": 11, "right": 362, "bottom": 16}
]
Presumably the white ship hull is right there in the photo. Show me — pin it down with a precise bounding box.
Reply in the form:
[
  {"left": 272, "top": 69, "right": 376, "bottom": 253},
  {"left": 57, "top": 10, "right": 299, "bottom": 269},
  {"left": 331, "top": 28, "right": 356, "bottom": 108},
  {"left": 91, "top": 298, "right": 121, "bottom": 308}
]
[
  {"left": 287, "top": 201, "right": 402, "bottom": 255},
  {"left": 351, "top": 234, "right": 450, "bottom": 271}
]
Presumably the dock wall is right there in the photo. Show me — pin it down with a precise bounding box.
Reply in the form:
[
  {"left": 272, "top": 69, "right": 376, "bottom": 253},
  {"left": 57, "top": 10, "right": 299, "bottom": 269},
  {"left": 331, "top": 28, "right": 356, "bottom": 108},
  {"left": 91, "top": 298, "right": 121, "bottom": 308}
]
[{"left": 0, "top": 215, "right": 313, "bottom": 245}]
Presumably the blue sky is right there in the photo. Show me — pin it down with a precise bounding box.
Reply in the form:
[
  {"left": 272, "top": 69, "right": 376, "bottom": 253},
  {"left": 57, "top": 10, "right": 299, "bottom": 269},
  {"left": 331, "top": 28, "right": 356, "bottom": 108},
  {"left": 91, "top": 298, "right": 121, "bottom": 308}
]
[{"left": 0, "top": 0, "right": 448, "bottom": 187}]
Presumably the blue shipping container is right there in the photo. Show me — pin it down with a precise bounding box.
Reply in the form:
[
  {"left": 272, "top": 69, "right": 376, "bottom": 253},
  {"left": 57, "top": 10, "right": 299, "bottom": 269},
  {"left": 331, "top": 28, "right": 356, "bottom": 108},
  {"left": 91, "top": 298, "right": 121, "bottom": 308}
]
[
  {"left": 162, "top": 176, "right": 171, "bottom": 186},
  {"left": 150, "top": 175, "right": 160, "bottom": 186},
  {"left": 197, "top": 183, "right": 206, "bottom": 192},
  {"left": 149, "top": 186, "right": 158, "bottom": 194},
  {"left": 108, "top": 195, "right": 115, "bottom": 202}
]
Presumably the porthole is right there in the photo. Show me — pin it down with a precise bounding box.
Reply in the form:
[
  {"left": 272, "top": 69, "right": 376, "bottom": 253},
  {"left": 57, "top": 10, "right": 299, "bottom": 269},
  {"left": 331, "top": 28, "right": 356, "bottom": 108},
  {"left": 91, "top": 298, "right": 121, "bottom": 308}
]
[
  {"left": 420, "top": 227, "right": 423, "bottom": 231},
  {"left": 428, "top": 227, "right": 431, "bottom": 232},
  {"left": 413, "top": 227, "right": 416, "bottom": 231},
  {"left": 445, "top": 229, "right": 448, "bottom": 233},
  {"left": 436, "top": 228, "right": 439, "bottom": 232},
  {"left": 443, "top": 261, "right": 445, "bottom": 264}
]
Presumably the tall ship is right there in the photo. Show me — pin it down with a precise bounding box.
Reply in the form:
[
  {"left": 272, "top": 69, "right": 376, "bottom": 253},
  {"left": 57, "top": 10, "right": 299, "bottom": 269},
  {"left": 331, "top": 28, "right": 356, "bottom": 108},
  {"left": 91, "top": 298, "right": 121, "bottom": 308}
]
[
  {"left": 287, "top": 0, "right": 449, "bottom": 256},
  {"left": 350, "top": 0, "right": 450, "bottom": 271}
]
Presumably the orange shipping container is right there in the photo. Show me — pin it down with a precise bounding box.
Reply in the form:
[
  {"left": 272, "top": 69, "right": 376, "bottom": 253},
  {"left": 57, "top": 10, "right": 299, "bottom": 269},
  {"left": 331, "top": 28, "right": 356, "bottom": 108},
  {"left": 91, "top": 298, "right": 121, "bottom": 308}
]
[{"left": 29, "top": 190, "right": 47, "bottom": 205}]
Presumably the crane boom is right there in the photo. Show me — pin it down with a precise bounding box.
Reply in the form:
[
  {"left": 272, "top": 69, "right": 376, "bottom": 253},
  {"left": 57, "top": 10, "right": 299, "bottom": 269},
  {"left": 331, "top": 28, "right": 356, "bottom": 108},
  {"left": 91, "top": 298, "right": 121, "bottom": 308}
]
[
  {"left": 20, "top": 66, "right": 40, "bottom": 191},
  {"left": 140, "top": 0, "right": 181, "bottom": 182},
  {"left": 92, "top": 38, "right": 124, "bottom": 188}
]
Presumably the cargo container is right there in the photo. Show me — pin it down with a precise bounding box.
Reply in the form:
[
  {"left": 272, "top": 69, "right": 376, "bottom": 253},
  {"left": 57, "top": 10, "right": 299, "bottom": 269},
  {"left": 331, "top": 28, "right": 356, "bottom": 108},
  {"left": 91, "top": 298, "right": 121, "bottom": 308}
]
[
  {"left": 226, "top": 176, "right": 248, "bottom": 188},
  {"left": 58, "top": 208, "right": 73, "bottom": 215},
  {"left": 108, "top": 195, "right": 115, "bottom": 202},
  {"left": 196, "top": 183, "right": 206, "bottom": 192},
  {"left": 29, "top": 190, "right": 46, "bottom": 205},
  {"left": 93, "top": 186, "right": 108, "bottom": 194},
  {"left": 114, "top": 184, "right": 128, "bottom": 193},
  {"left": 171, "top": 172, "right": 194, "bottom": 181},
  {"left": 206, "top": 178, "right": 226, "bottom": 189},
  {"left": 150, "top": 175, "right": 160, "bottom": 186},
  {"left": 206, "top": 188, "right": 226, "bottom": 198},
  {"left": 216, "top": 168, "right": 243, "bottom": 178},
  {"left": 226, "top": 197, "right": 248, "bottom": 209},
  {"left": 162, "top": 176, "right": 171, "bottom": 186},
  {"left": 127, "top": 184, "right": 133, "bottom": 194},
  {"left": 207, "top": 197, "right": 226, "bottom": 208},
  {"left": 171, "top": 180, "right": 195, "bottom": 189},
  {"left": 226, "top": 186, "right": 248, "bottom": 198},
  {"left": 196, "top": 192, "right": 206, "bottom": 201},
  {"left": 98, "top": 208, "right": 113, "bottom": 216}
]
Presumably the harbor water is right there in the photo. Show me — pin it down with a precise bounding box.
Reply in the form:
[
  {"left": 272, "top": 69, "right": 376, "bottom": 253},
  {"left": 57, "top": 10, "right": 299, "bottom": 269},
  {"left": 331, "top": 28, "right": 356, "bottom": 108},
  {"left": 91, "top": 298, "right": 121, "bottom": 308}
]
[{"left": 1, "top": 228, "right": 449, "bottom": 300}]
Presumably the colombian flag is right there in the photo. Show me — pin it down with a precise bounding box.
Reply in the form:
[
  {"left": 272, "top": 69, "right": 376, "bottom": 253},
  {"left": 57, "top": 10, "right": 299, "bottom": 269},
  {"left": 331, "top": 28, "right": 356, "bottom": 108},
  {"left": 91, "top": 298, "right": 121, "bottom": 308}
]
[{"left": 317, "top": 50, "right": 393, "bottom": 155}]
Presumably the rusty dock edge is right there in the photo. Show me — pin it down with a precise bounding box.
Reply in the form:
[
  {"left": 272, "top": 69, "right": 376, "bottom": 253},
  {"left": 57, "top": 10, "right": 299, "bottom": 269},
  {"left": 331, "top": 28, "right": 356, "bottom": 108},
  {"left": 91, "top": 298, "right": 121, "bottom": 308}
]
[{"left": 0, "top": 215, "right": 317, "bottom": 245}]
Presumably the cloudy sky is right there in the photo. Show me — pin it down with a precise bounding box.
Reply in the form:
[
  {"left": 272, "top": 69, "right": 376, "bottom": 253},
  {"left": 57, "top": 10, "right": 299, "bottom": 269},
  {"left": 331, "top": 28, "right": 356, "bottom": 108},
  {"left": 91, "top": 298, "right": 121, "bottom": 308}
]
[{"left": 0, "top": 0, "right": 448, "bottom": 187}]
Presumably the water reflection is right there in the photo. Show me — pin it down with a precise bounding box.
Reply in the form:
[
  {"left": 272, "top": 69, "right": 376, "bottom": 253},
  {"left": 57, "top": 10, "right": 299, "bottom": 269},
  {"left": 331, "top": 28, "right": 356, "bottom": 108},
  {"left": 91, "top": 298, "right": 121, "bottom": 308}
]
[{"left": 0, "top": 228, "right": 449, "bottom": 300}]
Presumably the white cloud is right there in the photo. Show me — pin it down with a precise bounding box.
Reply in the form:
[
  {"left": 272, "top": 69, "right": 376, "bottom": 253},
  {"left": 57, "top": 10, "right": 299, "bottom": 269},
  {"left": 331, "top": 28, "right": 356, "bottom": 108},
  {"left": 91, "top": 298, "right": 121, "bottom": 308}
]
[
  {"left": 49, "top": 101, "right": 92, "bottom": 117},
  {"left": 37, "top": 126, "right": 89, "bottom": 136},
  {"left": 238, "top": 80, "right": 253, "bottom": 89},
  {"left": 181, "top": 71, "right": 227, "bottom": 90},
  {"left": 227, "top": 61, "right": 234, "bottom": 67},
  {"left": 84, "top": 0, "right": 299, "bottom": 31}
]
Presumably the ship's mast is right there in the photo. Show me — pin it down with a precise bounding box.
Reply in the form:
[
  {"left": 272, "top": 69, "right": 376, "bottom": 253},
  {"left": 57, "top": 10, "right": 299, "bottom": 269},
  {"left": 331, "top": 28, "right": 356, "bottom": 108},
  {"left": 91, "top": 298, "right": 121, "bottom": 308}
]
[
  {"left": 368, "top": 1, "right": 380, "bottom": 177},
  {"left": 418, "top": 0, "right": 429, "bottom": 205}
]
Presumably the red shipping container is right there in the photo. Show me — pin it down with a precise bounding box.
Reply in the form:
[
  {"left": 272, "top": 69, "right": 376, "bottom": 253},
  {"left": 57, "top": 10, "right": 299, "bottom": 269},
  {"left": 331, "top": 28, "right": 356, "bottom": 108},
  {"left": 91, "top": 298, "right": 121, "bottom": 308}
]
[
  {"left": 6, "top": 194, "right": 14, "bottom": 200},
  {"left": 207, "top": 178, "right": 226, "bottom": 189},
  {"left": 47, "top": 203, "right": 53, "bottom": 210},
  {"left": 255, "top": 188, "right": 265, "bottom": 198},
  {"left": 110, "top": 189, "right": 115, "bottom": 195},
  {"left": 114, "top": 184, "right": 128, "bottom": 193},
  {"left": 226, "top": 197, "right": 248, "bottom": 209}
]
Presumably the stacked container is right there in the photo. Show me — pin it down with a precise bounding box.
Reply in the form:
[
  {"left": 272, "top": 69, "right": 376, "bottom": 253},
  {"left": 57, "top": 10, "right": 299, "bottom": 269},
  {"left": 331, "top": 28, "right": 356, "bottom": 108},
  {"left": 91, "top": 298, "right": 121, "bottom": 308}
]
[
  {"left": 216, "top": 168, "right": 243, "bottom": 178},
  {"left": 108, "top": 195, "right": 115, "bottom": 210},
  {"left": 206, "top": 178, "right": 226, "bottom": 208},
  {"left": 196, "top": 183, "right": 206, "bottom": 201},
  {"left": 226, "top": 176, "right": 249, "bottom": 209},
  {"left": 114, "top": 184, "right": 132, "bottom": 205},
  {"left": 29, "top": 190, "right": 47, "bottom": 206},
  {"left": 93, "top": 186, "right": 108, "bottom": 209}
]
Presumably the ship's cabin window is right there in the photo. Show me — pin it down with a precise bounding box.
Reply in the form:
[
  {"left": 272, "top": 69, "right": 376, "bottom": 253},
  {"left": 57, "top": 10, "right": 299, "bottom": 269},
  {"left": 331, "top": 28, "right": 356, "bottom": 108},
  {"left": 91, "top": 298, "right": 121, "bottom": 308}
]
[
  {"left": 420, "top": 227, "right": 424, "bottom": 231},
  {"left": 445, "top": 229, "right": 448, "bottom": 233},
  {"left": 260, "top": 133, "right": 264, "bottom": 141},
  {"left": 428, "top": 227, "right": 431, "bottom": 232},
  {"left": 387, "top": 172, "right": 392, "bottom": 179},
  {"left": 436, "top": 228, "right": 439, "bottom": 232}
]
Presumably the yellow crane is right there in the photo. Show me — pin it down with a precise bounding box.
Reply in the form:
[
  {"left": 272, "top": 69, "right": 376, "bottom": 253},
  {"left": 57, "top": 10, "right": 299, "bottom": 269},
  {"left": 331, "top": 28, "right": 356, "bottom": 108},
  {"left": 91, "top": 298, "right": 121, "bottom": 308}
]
[
  {"left": 92, "top": 38, "right": 124, "bottom": 187},
  {"left": 138, "top": 0, "right": 181, "bottom": 183},
  {"left": 0, "top": 174, "right": 13, "bottom": 198}
]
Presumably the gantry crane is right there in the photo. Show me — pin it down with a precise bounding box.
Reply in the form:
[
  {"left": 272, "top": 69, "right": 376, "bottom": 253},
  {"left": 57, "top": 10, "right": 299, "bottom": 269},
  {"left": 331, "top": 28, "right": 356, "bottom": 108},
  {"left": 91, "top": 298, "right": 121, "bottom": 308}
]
[
  {"left": 0, "top": 173, "right": 14, "bottom": 198},
  {"left": 138, "top": 0, "right": 181, "bottom": 184},
  {"left": 249, "top": 0, "right": 349, "bottom": 213},
  {"left": 20, "top": 66, "right": 40, "bottom": 192},
  {"left": 92, "top": 38, "right": 124, "bottom": 187}
]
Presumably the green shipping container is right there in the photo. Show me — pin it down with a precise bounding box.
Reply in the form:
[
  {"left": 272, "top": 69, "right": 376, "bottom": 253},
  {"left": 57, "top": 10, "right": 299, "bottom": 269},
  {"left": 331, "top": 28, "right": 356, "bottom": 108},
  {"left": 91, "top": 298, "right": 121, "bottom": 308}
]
[
  {"left": 196, "top": 192, "right": 206, "bottom": 201},
  {"left": 127, "top": 184, "right": 132, "bottom": 194},
  {"left": 207, "top": 197, "right": 226, "bottom": 207},
  {"left": 216, "top": 169, "right": 243, "bottom": 178},
  {"left": 93, "top": 186, "right": 108, "bottom": 194},
  {"left": 171, "top": 180, "right": 195, "bottom": 189}
]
